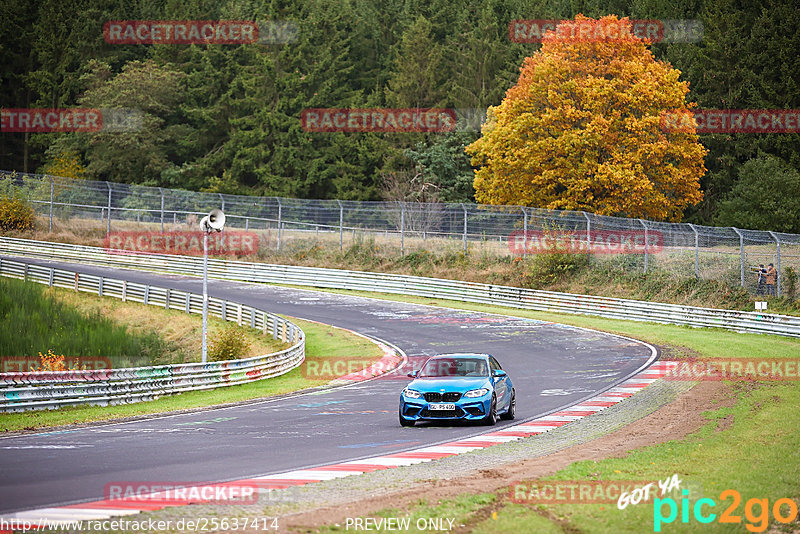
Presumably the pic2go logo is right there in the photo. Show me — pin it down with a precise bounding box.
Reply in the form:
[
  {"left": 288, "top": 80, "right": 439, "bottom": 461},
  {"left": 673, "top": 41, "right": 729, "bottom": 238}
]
[{"left": 654, "top": 489, "right": 799, "bottom": 532}]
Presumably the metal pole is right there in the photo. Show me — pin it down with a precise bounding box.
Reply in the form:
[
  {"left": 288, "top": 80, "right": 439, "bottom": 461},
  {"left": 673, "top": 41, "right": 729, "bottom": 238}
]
[
  {"left": 521, "top": 207, "right": 528, "bottom": 256},
  {"left": 106, "top": 182, "right": 112, "bottom": 234},
  {"left": 400, "top": 203, "right": 405, "bottom": 254},
  {"left": 461, "top": 203, "right": 467, "bottom": 254},
  {"left": 336, "top": 200, "right": 343, "bottom": 250},
  {"left": 688, "top": 224, "right": 699, "bottom": 279},
  {"left": 639, "top": 219, "right": 648, "bottom": 273},
  {"left": 49, "top": 176, "right": 54, "bottom": 231},
  {"left": 219, "top": 193, "right": 225, "bottom": 213},
  {"left": 582, "top": 211, "right": 591, "bottom": 254},
  {"left": 276, "top": 198, "right": 282, "bottom": 251},
  {"left": 202, "top": 232, "right": 209, "bottom": 363},
  {"left": 769, "top": 231, "right": 781, "bottom": 296},
  {"left": 732, "top": 227, "right": 745, "bottom": 287},
  {"left": 159, "top": 187, "right": 164, "bottom": 232}
]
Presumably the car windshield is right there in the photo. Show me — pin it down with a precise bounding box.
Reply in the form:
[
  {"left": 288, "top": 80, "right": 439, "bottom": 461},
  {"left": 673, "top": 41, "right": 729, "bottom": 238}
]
[{"left": 419, "top": 357, "right": 488, "bottom": 378}]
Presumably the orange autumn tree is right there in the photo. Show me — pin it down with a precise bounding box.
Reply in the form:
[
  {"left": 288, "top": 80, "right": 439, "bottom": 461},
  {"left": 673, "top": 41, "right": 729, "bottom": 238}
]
[{"left": 466, "top": 15, "right": 706, "bottom": 221}]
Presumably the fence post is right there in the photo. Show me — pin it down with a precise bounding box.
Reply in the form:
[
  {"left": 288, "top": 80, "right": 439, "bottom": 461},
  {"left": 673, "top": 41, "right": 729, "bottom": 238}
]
[
  {"left": 688, "top": 223, "right": 700, "bottom": 279},
  {"left": 638, "top": 219, "right": 649, "bottom": 273},
  {"left": 106, "top": 182, "right": 112, "bottom": 234},
  {"left": 521, "top": 207, "right": 528, "bottom": 256},
  {"left": 49, "top": 175, "right": 54, "bottom": 231},
  {"left": 769, "top": 231, "right": 781, "bottom": 296},
  {"left": 219, "top": 193, "right": 225, "bottom": 213},
  {"left": 276, "top": 198, "right": 282, "bottom": 251},
  {"left": 732, "top": 227, "right": 745, "bottom": 288},
  {"left": 400, "top": 202, "right": 405, "bottom": 254},
  {"left": 159, "top": 187, "right": 164, "bottom": 232},
  {"left": 336, "top": 199, "right": 343, "bottom": 250},
  {"left": 582, "top": 211, "right": 591, "bottom": 255},
  {"left": 461, "top": 203, "right": 468, "bottom": 254}
]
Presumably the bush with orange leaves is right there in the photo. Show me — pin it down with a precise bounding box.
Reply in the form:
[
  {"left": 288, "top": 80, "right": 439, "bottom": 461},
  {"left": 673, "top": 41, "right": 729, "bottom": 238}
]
[{"left": 32, "top": 350, "right": 86, "bottom": 372}]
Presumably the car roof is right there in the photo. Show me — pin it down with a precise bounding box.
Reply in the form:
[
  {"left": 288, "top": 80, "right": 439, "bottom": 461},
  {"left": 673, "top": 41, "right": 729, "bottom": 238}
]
[{"left": 428, "top": 353, "right": 491, "bottom": 360}]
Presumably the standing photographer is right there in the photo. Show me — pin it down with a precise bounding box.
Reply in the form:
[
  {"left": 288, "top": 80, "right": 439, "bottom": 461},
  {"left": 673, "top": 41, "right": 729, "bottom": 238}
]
[{"left": 765, "top": 263, "right": 777, "bottom": 296}]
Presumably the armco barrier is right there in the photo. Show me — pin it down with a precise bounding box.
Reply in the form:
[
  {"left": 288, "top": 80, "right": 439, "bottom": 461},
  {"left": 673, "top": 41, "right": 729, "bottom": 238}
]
[
  {"left": 1, "top": 236, "right": 800, "bottom": 338},
  {"left": 0, "top": 257, "right": 305, "bottom": 412}
]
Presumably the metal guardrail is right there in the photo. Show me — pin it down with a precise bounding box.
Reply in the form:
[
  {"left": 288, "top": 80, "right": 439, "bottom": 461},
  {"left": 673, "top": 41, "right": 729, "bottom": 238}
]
[
  {"left": 3, "top": 170, "right": 800, "bottom": 294},
  {"left": 0, "top": 256, "right": 305, "bottom": 412},
  {"left": 2, "top": 236, "right": 799, "bottom": 339}
]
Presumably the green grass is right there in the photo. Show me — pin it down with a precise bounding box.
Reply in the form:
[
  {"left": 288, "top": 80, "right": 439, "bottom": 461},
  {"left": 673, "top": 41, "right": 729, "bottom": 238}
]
[
  {"left": 285, "top": 286, "right": 800, "bottom": 534},
  {"left": 0, "top": 275, "right": 168, "bottom": 368},
  {"left": 0, "top": 315, "right": 384, "bottom": 432}
]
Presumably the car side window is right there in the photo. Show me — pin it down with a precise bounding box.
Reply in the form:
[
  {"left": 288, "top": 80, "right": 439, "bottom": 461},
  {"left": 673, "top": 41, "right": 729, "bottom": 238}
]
[{"left": 489, "top": 357, "right": 501, "bottom": 372}]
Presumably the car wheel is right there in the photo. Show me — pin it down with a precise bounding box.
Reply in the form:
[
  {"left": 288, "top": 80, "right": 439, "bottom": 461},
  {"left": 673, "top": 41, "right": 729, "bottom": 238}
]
[
  {"left": 399, "top": 407, "right": 415, "bottom": 427},
  {"left": 500, "top": 389, "right": 516, "bottom": 420},
  {"left": 482, "top": 395, "right": 497, "bottom": 426}
]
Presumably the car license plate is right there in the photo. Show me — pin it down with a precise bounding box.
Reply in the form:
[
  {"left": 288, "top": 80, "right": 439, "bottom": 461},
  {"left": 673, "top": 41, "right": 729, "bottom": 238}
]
[{"left": 429, "top": 403, "right": 455, "bottom": 411}]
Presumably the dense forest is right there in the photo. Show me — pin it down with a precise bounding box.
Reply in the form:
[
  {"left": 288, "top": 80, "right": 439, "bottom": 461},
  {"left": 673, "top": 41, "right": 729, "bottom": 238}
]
[{"left": 1, "top": 0, "right": 798, "bottom": 228}]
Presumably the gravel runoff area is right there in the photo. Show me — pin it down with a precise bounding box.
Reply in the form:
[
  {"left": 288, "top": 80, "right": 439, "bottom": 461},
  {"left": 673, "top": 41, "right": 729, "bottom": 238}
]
[{"left": 97, "top": 367, "right": 698, "bottom": 532}]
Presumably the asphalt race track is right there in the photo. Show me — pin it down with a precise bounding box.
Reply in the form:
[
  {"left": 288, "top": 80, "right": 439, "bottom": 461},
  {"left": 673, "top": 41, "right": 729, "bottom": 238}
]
[{"left": 0, "top": 256, "right": 656, "bottom": 514}]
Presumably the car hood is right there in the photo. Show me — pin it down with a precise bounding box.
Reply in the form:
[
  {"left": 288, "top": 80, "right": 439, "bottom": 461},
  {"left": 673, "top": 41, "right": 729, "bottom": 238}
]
[{"left": 407, "top": 377, "right": 491, "bottom": 393}]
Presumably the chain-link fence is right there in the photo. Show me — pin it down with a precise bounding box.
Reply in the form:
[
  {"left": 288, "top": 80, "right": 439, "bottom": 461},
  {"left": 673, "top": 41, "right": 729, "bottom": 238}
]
[{"left": 2, "top": 170, "right": 799, "bottom": 296}]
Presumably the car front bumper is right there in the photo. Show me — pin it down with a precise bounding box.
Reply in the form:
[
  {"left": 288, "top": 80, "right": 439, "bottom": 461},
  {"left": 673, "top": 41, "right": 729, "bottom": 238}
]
[{"left": 399, "top": 395, "right": 491, "bottom": 422}]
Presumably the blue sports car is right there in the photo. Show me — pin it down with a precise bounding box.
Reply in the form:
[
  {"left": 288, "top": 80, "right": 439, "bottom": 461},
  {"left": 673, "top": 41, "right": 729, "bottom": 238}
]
[{"left": 399, "top": 353, "right": 515, "bottom": 426}]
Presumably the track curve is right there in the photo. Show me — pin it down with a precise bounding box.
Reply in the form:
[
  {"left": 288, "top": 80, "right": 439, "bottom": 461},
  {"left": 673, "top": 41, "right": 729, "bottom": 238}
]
[{"left": 0, "top": 256, "right": 656, "bottom": 514}]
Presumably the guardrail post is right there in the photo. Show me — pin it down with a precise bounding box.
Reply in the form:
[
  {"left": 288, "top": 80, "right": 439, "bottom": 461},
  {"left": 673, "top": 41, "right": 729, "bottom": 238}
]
[
  {"left": 106, "top": 182, "right": 112, "bottom": 234},
  {"left": 336, "top": 199, "right": 343, "bottom": 250},
  {"left": 400, "top": 202, "right": 405, "bottom": 255},
  {"left": 158, "top": 188, "right": 164, "bottom": 232},
  {"left": 521, "top": 207, "right": 528, "bottom": 257},
  {"left": 48, "top": 267, "right": 54, "bottom": 287},
  {"left": 221, "top": 300, "right": 227, "bottom": 321},
  {"left": 49, "top": 175, "right": 54, "bottom": 232},
  {"left": 732, "top": 227, "right": 745, "bottom": 288},
  {"left": 122, "top": 280, "right": 127, "bottom": 301},
  {"left": 276, "top": 198, "right": 282, "bottom": 251},
  {"left": 144, "top": 285, "right": 149, "bottom": 304},
  {"left": 98, "top": 277, "right": 103, "bottom": 296},
  {"left": 769, "top": 231, "right": 781, "bottom": 296},
  {"left": 638, "top": 219, "right": 648, "bottom": 273},
  {"left": 687, "top": 224, "right": 699, "bottom": 279},
  {"left": 219, "top": 193, "right": 225, "bottom": 214},
  {"left": 461, "top": 203, "right": 468, "bottom": 254}
]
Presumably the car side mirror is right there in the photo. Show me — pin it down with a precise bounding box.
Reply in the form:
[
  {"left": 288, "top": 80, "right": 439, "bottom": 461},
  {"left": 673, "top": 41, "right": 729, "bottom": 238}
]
[
  {"left": 407, "top": 370, "right": 418, "bottom": 378},
  {"left": 492, "top": 369, "right": 507, "bottom": 378}
]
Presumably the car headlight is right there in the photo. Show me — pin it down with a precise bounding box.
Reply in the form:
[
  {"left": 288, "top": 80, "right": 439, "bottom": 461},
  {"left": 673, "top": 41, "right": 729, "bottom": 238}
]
[
  {"left": 464, "top": 388, "right": 489, "bottom": 398},
  {"left": 403, "top": 388, "right": 422, "bottom": 399}
]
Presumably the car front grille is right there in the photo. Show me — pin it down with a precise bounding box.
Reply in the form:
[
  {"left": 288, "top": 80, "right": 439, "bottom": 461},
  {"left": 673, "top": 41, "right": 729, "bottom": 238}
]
[
  {"left": 420, "top": 407, "right": 464, "bottom": 418},
  {"left": 423, "top": 392, "right": 462, "bottom": 402}
]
